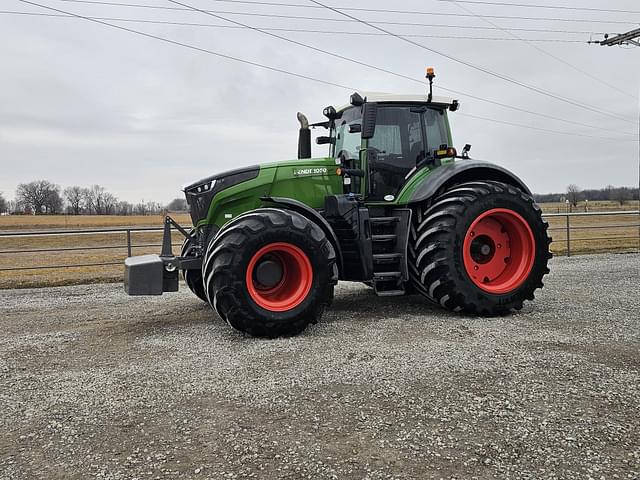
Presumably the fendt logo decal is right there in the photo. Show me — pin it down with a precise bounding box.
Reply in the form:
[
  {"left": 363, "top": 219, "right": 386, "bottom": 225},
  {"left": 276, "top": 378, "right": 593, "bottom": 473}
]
[{"left": 293, "top": 167, "right": 328, "bottom": 177}]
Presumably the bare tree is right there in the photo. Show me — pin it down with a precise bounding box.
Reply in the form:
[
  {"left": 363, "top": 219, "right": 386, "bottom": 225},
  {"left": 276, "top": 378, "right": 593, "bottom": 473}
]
[
  {"left": 134, "top": 202, "right": 147, "bottom": 216},
  {"left": 167, "top": 198, "right": 188, "bottom": 211},
  {"left": 566, "top": 184, "right": 581, "bottom": 207},
  {"left": 16, "top": 180, "right": 61, "bottom": 214},
  {"left": 0, "top": 193, "right": 7, "bottom": 213},
  {"left": 612, "top": 187, "right": 631, "bottom": 206},
  {"left": 604, "top": 184, "right": 615, "bottom": 201},
  {"left": 45, "top": 188, "right": 63, "bottom": 214},
  {"left": 83, "top": 185, "right": 102, "bottom": 214},
  {"left": 115, "top": 201, "right": 133, "bottom": 216},
  {"left": 64, "top": 186, "right": 84, "bottom": 215},
  {"left": 103, "top": 192, "right": 118, "bottom": 215},
  {"left": 7, "top": 200, "right": 19, "bottom": 214}
]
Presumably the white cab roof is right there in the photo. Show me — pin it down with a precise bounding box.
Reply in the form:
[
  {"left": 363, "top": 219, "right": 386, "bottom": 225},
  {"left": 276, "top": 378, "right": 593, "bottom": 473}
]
[{"left": 337, "top": 91, "right": 456, "bottom": 112}]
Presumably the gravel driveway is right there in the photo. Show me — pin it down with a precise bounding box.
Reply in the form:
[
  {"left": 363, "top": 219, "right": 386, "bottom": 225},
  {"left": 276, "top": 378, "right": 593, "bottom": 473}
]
[{"left": 1, "top": 253, "right": 639, "bottom": 480}]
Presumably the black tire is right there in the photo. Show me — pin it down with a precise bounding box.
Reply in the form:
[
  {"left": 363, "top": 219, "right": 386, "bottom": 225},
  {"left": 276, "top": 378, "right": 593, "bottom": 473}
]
[
  {"left": 202, "top": 208, "right": 337, "bottom": 338},
  {"left": 181, "top": 232, "right": 207, "bottom": 302},
  {"left": 409, "top": 180, "right": 551, "bottom": 315}
]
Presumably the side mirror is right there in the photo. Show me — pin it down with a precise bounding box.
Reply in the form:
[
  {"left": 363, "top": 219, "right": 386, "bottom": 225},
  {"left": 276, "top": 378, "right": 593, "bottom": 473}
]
[
  {"left": 361, "top": 102, "right": 377, "bottom": 139},
  {"left": 316, "top": 136, "right": 335, "bottom": 145},
  {"left": 348, "top": 124, "right": 361, "bottom": 134}
]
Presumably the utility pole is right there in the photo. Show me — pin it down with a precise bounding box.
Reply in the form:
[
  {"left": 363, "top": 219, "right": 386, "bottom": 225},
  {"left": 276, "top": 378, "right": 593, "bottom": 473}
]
[
  {"left": 591, "top": 27, "right": 640, "bottom": 250},
  {"left": 590, "top": 28, "right": 640, "bottom": 47}
]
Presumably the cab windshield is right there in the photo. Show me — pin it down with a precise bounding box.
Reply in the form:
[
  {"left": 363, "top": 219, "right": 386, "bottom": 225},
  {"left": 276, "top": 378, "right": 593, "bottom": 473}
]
[{"left": 331, "top": 107, "right": 361, "bottom": 162}]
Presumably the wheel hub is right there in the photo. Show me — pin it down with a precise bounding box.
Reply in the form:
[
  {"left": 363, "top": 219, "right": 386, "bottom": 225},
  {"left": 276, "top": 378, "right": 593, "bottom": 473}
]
[
  {"left": 254, "top": 257, "right": 284, "bottom": 289},
  {"left": 245, "top": 242, "right": 313, "bottom": 312},
  {"left": 463, "top": 208, "right": 535, "bottom": 294}
]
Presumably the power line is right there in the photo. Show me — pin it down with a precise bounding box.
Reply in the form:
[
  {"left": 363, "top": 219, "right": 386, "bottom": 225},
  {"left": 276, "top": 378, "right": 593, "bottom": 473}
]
[
  {"left": 14, "top": 1, "right": 637, "bottom": 143},
  {"left": 163, "top": 0, "right": 637, "bottom": 136},
  {"left": 458, "top": 112, "right": 639, "bottom": 142},
  {"left": 163, "top": 0, "right": 458, "bottom": 103},
  {"left": 54, "top": 0, "right": 640, "bottom": 26},
  {"left": 430, "top": 0, "right": 640, "bottom": 15},
  {"left": 309, "top": 0, "right": 638, "bottom": 126},
  {"left": 11, "top": 4, "right": 637, "bottom": 137},
  {"left": 0, "top": 11, "right": 593, "bottom": 43},
  {"left": 209, "top": 0, "right": 640, "bottom": 18},
  {"left": 16, "top": 0, "right": 355, "bottom": 90},
  {"left": 435, "top": 85, "right": 636, "bottom": 137},
  {"left": 6, "top": 8, "right": 613, "bottom": 36},
  {"left": 449, "top": 1, "right": 636, "bottom": 99}
]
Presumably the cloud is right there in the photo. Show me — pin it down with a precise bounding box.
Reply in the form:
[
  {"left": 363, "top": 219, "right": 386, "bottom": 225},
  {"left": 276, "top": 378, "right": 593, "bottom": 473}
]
[{"left": 1, "top": 0, "right": 638, "bottom": 204}]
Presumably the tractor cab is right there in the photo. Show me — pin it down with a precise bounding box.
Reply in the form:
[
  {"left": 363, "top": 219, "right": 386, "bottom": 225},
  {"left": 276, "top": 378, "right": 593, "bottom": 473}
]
[{"left": 301, "top": 90, "right": 460, "bottom": 203}]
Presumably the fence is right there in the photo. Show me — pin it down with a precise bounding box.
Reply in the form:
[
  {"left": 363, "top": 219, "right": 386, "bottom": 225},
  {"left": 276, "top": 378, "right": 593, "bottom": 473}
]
[
  {"left": 0, "top": 226, "right": 178, "bottom": 273},
  {"left": 543, "top": 210, "right": 639, "bottom": 257},
  {"left": 0, "top": 211, "right": 638, "bottom": 276}
]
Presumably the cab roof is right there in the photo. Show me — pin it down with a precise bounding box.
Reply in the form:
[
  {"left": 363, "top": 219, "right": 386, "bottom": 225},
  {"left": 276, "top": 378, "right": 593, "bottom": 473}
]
[{"left": 336, "top": 91, "right": 456, "bottom": 113}]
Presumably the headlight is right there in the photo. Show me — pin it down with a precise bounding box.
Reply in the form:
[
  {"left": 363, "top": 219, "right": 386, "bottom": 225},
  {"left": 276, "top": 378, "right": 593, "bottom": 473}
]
[{"left": 193, "top": 179, "right": 216, "bottom": 194}]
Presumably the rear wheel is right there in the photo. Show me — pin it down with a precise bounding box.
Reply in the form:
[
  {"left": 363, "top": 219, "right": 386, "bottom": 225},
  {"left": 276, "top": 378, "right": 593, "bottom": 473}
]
[
  {"left": 409, "top": 181, "right": 551, "bottom": 315},
  {"left": 202, "top": 208, "right": 337, "bottom": 337}
]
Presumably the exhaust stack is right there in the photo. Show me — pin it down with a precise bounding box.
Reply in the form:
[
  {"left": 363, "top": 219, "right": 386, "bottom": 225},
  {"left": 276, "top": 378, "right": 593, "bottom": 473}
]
[{"left": 297, "top": 112, "right": 311, "bottom": 159}]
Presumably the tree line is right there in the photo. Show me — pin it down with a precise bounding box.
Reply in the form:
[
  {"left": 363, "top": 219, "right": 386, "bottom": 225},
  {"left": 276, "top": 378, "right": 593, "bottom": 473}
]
[
  {"left": 0, "top": 180, "right": 188, "bottom": 215},
  {"left": 1, "top": 180, "right": 637, "bottom": 216},
  {"left": 534, "top": 185, "right": 639, "bottom": 206}
]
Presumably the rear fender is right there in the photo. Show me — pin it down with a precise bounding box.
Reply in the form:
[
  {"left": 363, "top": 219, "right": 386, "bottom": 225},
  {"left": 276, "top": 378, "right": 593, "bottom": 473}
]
[{"left": 408, "top": 160, "right": 531, "bottom": 204}]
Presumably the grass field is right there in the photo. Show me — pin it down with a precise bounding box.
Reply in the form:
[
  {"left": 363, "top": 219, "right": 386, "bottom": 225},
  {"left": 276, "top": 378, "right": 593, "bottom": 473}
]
[
  {"left": 0, "top": 213, "right": 192, "bottom": 230},
  {"left": 0, "top": 203, "right": 638, "bottom": 289}
]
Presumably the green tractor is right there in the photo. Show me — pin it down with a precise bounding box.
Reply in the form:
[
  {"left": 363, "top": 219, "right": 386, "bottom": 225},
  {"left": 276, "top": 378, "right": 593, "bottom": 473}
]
[{"left": 125, "top": 72, "right": 551, "bottom": 337}]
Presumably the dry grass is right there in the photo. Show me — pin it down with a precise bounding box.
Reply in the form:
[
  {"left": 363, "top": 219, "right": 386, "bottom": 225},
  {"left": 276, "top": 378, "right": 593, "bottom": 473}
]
[
  {"left": 0, "top": 207, "right": 638, "bottom": 289},
  {"left": 0, "top": 215, "right": 191, "bottom": 289},
  {"left": 539, "top": 200, "right": 638, "bottom": 214},
  {"left": 545, "top": 212, "right": 639, "bottom": 256},
  {"left": 0, "top": 213, "right": 191, "bottom": 230}
]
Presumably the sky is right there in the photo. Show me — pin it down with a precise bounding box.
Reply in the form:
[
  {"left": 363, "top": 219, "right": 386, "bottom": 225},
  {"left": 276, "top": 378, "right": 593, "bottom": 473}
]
[{"left": 1, "top": 0, "right": 639, "bottom": 205}]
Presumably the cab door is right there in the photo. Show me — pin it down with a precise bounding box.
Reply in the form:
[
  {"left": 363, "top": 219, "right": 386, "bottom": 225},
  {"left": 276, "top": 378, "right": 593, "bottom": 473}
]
[
  {"left": 365, "top": 106, "right": 425, "bottom": 201},
  {"left": 332, "top": 106, "right": 364, "bottom": 194}
]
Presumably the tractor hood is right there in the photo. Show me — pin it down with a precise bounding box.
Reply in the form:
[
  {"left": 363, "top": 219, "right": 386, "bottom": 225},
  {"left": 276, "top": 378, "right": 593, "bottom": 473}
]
[
  {"left": 184, "top": 165, "right": 260, "bottom": 226},
  {"left": 184, "top": 157, "right": 342, "bottom": 228}
]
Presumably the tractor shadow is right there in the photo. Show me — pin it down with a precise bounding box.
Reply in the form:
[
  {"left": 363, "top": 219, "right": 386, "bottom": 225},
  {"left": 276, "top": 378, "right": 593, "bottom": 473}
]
[{"left": 327, "top": 283, "right": 453, "bottom": 322}]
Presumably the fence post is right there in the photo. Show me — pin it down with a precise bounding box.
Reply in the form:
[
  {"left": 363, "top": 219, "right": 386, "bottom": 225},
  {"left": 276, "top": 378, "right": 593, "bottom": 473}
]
[
  {"left": 566, "top": 215, "right": 571, "bottom": 257},
  {"left": 126, "top": 230, "right": 132, "bottom": 257}
]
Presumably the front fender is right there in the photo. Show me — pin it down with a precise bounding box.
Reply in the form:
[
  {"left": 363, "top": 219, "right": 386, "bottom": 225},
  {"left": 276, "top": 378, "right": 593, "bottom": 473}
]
[{"left": 261, "top": 196, "right": 344, "bottom": 276}]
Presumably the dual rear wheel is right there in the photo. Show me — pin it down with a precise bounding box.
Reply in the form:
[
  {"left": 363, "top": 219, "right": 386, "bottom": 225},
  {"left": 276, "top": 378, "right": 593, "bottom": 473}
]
[{"left": 409, "top": 180, "right": 551, "bottom": 315}]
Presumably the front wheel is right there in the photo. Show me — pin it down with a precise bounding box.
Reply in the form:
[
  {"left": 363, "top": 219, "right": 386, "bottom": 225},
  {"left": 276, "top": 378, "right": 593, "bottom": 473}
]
[
  {"left": 409, "top": 181, "right": 551, "bottom": 315},
  {"left": 202, "top": 208, "right": 337, "bottom": 337}
]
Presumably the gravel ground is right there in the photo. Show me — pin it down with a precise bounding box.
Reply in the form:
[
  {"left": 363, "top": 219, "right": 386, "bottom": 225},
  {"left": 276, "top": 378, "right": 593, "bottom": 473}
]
[{"left": 0, "top": 253, "right": 639, "bottom": 480}]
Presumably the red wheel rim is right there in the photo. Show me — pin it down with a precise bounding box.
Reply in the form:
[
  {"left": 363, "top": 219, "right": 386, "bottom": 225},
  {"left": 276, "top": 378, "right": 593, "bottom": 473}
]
[
  {"left": 246, "top": 242, "right": 313, "bottom": 312},
  {"left": 463, "top": 208, "right": 535, "bottom": 294}
]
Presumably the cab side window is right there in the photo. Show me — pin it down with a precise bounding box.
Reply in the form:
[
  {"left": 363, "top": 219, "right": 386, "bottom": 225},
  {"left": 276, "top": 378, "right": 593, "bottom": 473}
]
[{"left": 367, "top": 107, "right": 423, "bottom": 200}]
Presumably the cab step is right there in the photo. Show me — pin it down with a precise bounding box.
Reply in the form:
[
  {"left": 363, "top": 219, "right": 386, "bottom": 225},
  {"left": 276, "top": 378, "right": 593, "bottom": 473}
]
[
  {"left": 368, "top": 209, "right": 412, "bottom": 298},
  {"left": 373, "top": 253, "right": 402, "bottom": 264},
  {"left": 371, "top": 234, "right": 397, "bottom": 243},
  {"left": 373, "top": 271, "right": 402, "bottom": 281},
  {"left": 369, "top": 216, "right": 400, "bottom": 225}
]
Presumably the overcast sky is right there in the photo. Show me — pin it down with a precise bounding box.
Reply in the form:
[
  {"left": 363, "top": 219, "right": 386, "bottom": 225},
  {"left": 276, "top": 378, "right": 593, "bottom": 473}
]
[{"left": 1, "top": 0, "right": 639, "bottom": 204}]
